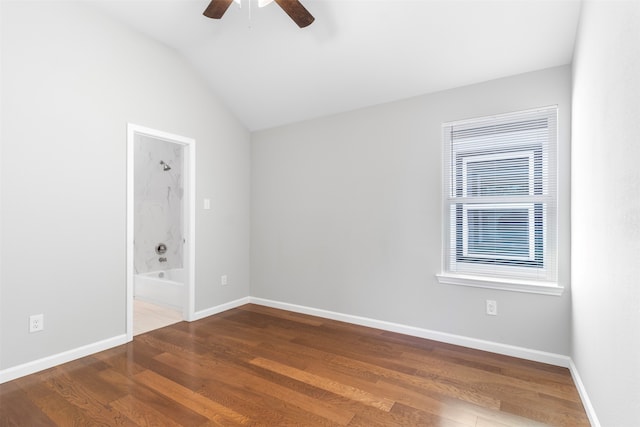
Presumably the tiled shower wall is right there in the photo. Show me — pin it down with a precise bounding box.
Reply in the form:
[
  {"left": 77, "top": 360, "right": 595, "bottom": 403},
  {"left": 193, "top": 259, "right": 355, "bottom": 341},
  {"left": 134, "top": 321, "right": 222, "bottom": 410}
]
[{"left": 134, "top": 135, "right": 183, "bottom": 274}]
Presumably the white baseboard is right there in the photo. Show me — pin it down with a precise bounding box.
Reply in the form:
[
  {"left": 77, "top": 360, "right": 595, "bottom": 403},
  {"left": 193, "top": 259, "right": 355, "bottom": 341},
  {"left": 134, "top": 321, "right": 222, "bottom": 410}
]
[
  {"left": 569, "top": 359, "right": 601, "bottom": 427},
  {"left": 191, "top": 296, "right": 250, "bottom": 321},
  {"left": 249, "top": 297, "right": 571, "bottom": 368},
  {"left": 0, "top": 334, "right": 128, "bottom": 384}
]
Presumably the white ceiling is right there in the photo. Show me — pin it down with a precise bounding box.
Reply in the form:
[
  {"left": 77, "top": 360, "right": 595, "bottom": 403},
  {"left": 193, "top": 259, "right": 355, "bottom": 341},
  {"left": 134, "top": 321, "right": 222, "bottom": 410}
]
[{"left": 94, "top": 0, "right": 582, "bottom": 131}]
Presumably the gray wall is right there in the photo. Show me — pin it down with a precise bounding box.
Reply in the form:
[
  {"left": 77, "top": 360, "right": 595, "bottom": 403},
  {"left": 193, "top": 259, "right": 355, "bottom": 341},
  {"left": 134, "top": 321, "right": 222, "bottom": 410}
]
[
  {"left": 251, "top": 66, "right": 572, "bottom": 355},
  {"left": 0, "top": 1, "right": 250, "bottom": 369},
  {"left": 571, "top": 1, "right": 640, "bottom": 425}
]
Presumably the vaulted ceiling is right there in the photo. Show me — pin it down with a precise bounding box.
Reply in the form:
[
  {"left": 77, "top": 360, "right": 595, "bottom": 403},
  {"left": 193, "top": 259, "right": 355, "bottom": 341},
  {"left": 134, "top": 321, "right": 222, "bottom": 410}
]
[{"left": 95, "top": 0, "right": 582, "bottom": 131}]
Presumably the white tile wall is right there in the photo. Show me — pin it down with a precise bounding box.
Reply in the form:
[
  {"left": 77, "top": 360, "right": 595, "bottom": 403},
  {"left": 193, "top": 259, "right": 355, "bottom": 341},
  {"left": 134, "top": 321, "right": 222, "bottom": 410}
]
[{"left": 134, "top": 135, "right": 183, "bottom": 273}]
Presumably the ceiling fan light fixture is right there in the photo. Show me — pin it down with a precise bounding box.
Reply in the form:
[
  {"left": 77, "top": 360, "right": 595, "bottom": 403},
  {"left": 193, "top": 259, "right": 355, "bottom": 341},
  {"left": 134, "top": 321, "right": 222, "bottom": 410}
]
[
  {"left": 203, "top": 0, "right": 314, "bottom": 28},
  {"left": 229, "top": 0, "right": 272, "bottom": 8}
]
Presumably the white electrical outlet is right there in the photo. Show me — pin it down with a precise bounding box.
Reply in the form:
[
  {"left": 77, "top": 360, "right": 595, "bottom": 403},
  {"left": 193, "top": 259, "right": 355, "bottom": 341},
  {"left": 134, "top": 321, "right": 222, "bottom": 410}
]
[
  {"left": 221, "top": 275, "right": 228, "bottom": 286},
  {"left": 486, "top": 300, "right": 497, "bottom": 316},
  {"left": 29, "top": 314, "right": 44, "bottom": 333}
]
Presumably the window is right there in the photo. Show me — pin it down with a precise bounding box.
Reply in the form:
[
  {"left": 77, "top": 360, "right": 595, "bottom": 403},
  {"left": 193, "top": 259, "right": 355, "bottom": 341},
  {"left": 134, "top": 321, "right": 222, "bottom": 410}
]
[{"left": 437, "top": 107, "right": 561, "bottom": 295}]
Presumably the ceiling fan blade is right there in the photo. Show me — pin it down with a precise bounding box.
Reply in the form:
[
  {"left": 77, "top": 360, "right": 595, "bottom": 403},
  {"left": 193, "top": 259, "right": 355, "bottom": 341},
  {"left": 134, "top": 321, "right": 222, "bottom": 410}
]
[
  {"left": 203, "top": 0, "right": 234, "bottom": 19},
  {"left": 274, "top": 0, "right": 315, "bottom": 28}
]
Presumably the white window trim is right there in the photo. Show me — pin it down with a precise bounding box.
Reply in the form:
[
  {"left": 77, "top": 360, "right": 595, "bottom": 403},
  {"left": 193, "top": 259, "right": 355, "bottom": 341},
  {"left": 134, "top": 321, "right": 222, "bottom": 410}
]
[
  {"left": 436, "top": 273, "right": 564, "bottom": 296},
  {"left": 439, "top": 106, "right": 561, "bottom": 296}
]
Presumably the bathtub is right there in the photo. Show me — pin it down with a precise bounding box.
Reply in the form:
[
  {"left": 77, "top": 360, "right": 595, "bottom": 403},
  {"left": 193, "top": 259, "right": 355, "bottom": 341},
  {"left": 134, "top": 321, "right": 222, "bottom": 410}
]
[{"left": 134, "top": 269, "right": 184, "bottom": 310}]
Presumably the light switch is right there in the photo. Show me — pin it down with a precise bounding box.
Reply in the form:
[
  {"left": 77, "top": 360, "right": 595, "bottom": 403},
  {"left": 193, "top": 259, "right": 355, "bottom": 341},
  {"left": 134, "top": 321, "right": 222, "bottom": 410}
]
[{"left": 203, "top": 198, "right": 211, "bottom": 210}]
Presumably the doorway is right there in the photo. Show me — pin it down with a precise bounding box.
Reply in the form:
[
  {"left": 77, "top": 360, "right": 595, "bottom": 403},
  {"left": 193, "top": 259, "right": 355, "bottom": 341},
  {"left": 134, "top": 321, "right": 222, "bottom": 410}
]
[{"left": 126, "top": 124, "right": 195, "bottom": 340}]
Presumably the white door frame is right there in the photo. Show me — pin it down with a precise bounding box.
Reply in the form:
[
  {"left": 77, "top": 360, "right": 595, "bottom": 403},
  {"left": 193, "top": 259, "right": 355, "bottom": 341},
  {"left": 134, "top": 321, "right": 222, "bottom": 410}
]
[{"left": 126, "top": 123, "right": 196, "bottom": 341}]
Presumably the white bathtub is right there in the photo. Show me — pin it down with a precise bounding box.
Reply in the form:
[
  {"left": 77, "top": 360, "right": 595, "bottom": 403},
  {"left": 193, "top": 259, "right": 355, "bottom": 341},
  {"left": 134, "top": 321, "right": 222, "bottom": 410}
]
[{"left": 134, "top": 269, "right": 184, "bottom": 310}]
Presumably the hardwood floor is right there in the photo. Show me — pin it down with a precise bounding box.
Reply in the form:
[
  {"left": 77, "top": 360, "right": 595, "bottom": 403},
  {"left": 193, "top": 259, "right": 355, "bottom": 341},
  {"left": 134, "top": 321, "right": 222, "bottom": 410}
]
[{"left": 0, "top": 304, "right": 590, "bottom": 426}]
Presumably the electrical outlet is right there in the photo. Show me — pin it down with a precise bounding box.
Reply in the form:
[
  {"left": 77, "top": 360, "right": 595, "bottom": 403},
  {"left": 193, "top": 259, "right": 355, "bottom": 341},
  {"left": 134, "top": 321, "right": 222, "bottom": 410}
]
[
  {"left": 221, "top": 275, "right": 228, "bottom": 286},
  {"left": 486, "top": 300, "right": 497, "bottom": 316},
  {"left": 29, "top": 314, "right": 44, "bottom": 333}
]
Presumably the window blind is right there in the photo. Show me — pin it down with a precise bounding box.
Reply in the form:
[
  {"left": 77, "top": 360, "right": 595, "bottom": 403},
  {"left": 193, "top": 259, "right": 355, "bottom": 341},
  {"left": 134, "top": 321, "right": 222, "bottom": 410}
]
[{"left": 442, "top": 107, "right": 558, "bottom": 283}]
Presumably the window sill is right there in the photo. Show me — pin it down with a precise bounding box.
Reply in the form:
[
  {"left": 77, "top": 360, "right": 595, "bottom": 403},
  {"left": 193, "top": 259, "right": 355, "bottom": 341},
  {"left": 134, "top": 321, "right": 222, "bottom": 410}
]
[{"left": 436, "top": 273, "right": 564, "bottom": 296}]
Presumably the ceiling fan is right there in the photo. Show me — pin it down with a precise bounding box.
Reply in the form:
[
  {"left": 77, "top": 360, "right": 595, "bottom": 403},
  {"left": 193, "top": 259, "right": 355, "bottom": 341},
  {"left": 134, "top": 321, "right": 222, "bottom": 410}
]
[{"left": 203, "top": 0, "right": 315, "bottom": 28}]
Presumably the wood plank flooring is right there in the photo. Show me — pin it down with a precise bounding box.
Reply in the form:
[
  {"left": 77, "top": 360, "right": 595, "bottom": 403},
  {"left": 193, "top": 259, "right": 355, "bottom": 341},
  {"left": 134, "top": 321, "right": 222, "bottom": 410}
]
[{"left": 0, "top": 304, "right": 590, "bottom": 426}]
